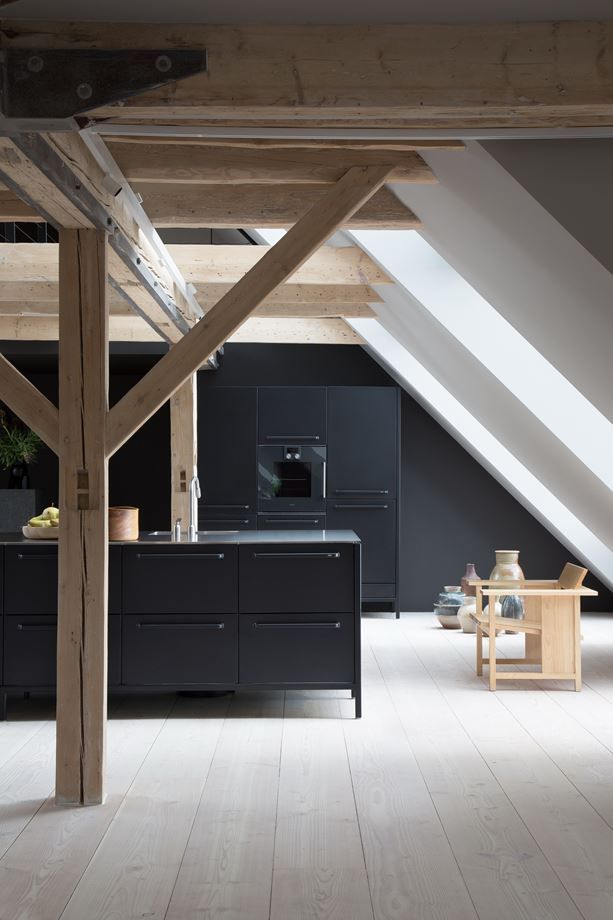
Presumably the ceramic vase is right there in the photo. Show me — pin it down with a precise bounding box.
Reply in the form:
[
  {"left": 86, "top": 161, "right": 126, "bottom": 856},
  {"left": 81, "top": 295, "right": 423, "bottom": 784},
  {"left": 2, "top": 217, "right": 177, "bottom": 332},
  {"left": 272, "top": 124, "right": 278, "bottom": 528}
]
[
  {"left": 461, "top": 563, "right": 480, "bottom": 597},
  {"left": 501, "top": 594, "right": 525, "bottom": 620},
  {"left": 489, "top": 550, "right": 524, "bottom": 582},
  {"left": 458, "top": 600, "right": 477, "bottom": 633}
]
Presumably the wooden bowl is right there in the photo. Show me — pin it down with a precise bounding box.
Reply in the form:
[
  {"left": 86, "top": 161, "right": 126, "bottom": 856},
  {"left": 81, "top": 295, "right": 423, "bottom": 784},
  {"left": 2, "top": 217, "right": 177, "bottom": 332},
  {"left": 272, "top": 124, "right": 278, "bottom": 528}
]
[
  {"left": 22, "top": 524, "right": 59, "bottom": 540},
  {"left": 109, "top": 506, "right": 139, "bottom": 541}
]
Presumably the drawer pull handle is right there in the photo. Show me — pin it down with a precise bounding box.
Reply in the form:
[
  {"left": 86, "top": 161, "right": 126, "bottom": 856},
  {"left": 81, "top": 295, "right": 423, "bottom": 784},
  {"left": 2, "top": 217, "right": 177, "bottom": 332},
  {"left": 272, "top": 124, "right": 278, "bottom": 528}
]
[
  {"left": 17, "top": 623, "right": 56, "bottom": 631},
  {"left": 333, "top": 504, "right": 388, "bottom": 510},
  {"left": 334, "top": 489, "right": 389, "bottom": 494},
  {"left": 16, "top": 554, "right": 55, "bottom": 560},
  {"left": 252, "top": 552, "right": 340, "bottom": 559},
  {"left": 265, "top": 434, "right": 320, "bottom": 440},
  {"left": 200, "top": 504, "right": 250, "bottom": 510},
  {"left": 252, "top": 621, "right": 341, "bottom": 630},
  {"left": 263, "top": 519, "right": 321, "bottom": 525},
  {"left": 202, "top": 520, "right": 249, "bottom": 525},
  {"left": 135, "top": 553, "right": 225, "bottom": 559},
  {"left": 136, "top": 622, "right": 225, "bottom": 630}
]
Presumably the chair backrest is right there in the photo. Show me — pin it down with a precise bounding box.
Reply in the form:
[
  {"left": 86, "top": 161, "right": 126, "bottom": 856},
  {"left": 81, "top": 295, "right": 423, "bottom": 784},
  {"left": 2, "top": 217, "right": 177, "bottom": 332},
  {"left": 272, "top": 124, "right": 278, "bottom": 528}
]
[{"left": 558, "top": 562, "right": 588, "bottom": 590}]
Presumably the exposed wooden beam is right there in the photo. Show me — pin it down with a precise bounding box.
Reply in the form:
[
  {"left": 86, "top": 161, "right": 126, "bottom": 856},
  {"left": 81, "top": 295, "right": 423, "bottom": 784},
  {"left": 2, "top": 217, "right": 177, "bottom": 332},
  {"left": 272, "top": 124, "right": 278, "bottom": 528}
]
[
  {"left": 0, "top": 134, "right": 200, "bottom": 341},
  {"left": 0, "top": 315, "right": 163, "bottom": 341},
  {"left": 170, "top": 245, "right": 391, "bottom": 285},
  {"left": 0, "top": 301, "right": 375, "bottom": 321},
  {"left": 170, "top": 375, "right": 197, "bottom": 531},
  {"left": 0, "top": 351, "right": 59, "bottom": 451},
  {"left": 56, "top": 228, "right": 108, "bottom": 806},
  {"left": 108, "top": 142, "right": 436, "bottom": 184},
  {"left": 0, "top": 243, "right": 389, "bottom": 285},
  {"left": 136, "top": 183, "right": 420, "bottom": 229},
  {"left": 107, "top": 164, "right": 397, "bottom": 456},
  {"left": 4, "top": 21, "right": 612, "bottom": 128},
  {"left": 102, "top": 136, "right": 465, "bottom": 152},
  {"left": 194, "top": 282, "right": 383, "bottom": 305},
  {"left": 0, "top": 187, "right": 40, "bottom": 221},
  {"left": 229, "top": 318, "right": 362, "bottom": 344}
]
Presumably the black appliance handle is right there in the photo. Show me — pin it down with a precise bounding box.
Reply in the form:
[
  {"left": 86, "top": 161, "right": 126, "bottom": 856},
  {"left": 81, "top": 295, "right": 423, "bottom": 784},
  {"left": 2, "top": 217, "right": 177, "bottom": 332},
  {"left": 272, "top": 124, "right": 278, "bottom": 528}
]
[
  {"left": 17, "top": 622, "right": 56, "bottom": 631},
  {"left": 202, "top": 519, "right": 249, "bottom": 525},
  {"left": 252, "top": 621, "right": 341, "bottom": 630},
  {"left": 333, "top": 504, "right": 389, "bottom": 510},
  {"left": 264, "top": 435, "right": 320, "bottom": 440},
  {"left": 135, "top": 553, "right": 225, "bottom": 559},
  {"left": 136, "top": 621, "right": 225, "bottom": 630},
  {"left": 252, "top": 551, "right": 340, "bottom": 559},
  {"left": 333, "top": 489, "right": 389, "bottom": 494}
]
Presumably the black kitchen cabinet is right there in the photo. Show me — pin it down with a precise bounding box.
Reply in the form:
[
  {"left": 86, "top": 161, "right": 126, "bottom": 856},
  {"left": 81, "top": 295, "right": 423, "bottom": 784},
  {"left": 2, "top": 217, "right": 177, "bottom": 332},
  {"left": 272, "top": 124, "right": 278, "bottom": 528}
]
[
  {"left": 4, "top": 544, "right": 122, "bottom": 615},
  {"left": 239, "top": 542, "right": 354, "bottom": 614},
  {"left": 198, "top": 386, "right": 257, "bottom": 516},
  {"left": 122, "top": 614, "right": 238, "bottom": 686},
  {"left": 258, "top": 387, "right": 326, "bottom": 444},
  {"left": 3, "top": 615, "right": 121, "bottom": 688},
  {"left": 122, "top": 544, "right": 238, "bottom": 614},
  {"left": 326, "top": 500, "right": 397, "bottom": 589},
  {"left": 239, "top": 613, "right": 355, "bottom": 685},
  {"left": 327, "top": 387, "right": 398, "bottom": 499}
]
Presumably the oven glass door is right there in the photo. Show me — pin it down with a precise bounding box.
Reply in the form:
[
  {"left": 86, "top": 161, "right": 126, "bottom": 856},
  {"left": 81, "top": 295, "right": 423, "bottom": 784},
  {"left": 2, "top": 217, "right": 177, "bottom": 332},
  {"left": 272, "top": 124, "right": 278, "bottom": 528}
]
[{"left": 258, "top": 445, "right": 326, "bottom": 512}]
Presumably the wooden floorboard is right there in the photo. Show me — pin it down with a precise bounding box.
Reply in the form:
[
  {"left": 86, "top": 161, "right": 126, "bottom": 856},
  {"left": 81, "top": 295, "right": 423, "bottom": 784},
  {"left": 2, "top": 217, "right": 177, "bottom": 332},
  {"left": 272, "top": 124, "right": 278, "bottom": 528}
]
[{"left": 0, "top": 613, "right": 612, "bottom": 920}]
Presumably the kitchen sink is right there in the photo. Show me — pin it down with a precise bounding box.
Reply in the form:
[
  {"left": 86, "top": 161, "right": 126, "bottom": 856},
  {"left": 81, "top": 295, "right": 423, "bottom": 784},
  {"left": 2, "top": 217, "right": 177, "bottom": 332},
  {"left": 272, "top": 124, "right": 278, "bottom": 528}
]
[{"left": 147, "top": 530, "right": 239, "bottom": 536}]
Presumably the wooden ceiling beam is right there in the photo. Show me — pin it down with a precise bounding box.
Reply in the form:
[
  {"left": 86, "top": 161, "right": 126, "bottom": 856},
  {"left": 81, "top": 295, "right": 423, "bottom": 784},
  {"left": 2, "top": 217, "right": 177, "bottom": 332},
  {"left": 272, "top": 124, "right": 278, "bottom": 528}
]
[
  {"left": 135, "top": 183, "right": 420, "bottom": 229},
  {"left": 102, "top": 136, "right": 464, "bottom": 152},
  {"left": 3, "top": 21, "right": 612, "bottom": 128},
  {"left": 0, "top": 300, "right": 376, "bottom": 320},
  {"left": 108, "top": 142, "right": 436, "bottom": 184},
  {"left": 229, "top": 318, "right": 362, "bottom": 345},
  {"left": 169, "top": 245, "right": 391, "bottom": 285},
  {"left": 194, "top": 282, "right": 383, "bottom": 305},
  {"left": 0, "top": 187, "right": 40, "bottom": 221},
  {"left": 0, "top": 243, "right": 389, "bottom": 285},
  {"left": 0, "top": 351, "right": 59, "bottom": 451}
]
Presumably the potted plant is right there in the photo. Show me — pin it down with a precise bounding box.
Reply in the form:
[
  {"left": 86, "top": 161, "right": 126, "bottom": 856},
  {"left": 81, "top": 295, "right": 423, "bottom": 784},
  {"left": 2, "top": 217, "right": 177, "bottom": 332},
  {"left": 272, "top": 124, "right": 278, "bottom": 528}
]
[{"left": 0, "top": 410, "right": 41, "bottom": 489}]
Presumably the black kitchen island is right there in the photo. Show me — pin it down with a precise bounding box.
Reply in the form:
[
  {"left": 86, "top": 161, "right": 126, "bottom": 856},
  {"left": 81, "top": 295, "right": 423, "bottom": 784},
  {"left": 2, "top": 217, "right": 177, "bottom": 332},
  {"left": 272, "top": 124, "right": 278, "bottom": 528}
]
[{"left": 0, "top": 530, "right": 361, "bottom": 719}]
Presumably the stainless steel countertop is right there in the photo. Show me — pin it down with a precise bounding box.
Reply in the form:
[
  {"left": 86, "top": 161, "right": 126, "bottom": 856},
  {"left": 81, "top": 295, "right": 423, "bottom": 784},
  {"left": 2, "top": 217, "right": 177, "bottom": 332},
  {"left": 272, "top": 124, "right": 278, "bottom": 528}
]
[{"left": 0, "top": 529, "right": 360, "bottom": 546}]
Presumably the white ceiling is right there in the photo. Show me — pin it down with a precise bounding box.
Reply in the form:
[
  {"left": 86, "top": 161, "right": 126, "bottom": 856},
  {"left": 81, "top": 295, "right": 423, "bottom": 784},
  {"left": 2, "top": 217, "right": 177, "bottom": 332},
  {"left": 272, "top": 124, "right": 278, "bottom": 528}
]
[{"left": 1, "top": 0, "right": 612, "bottom": 22}]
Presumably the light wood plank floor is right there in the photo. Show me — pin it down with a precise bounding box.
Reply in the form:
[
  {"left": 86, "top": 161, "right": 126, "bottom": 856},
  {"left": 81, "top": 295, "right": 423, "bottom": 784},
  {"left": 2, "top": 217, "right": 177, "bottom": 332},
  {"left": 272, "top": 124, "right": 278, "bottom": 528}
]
[{"left": 2, "top": 612, "right": 613, "bottom": 920}]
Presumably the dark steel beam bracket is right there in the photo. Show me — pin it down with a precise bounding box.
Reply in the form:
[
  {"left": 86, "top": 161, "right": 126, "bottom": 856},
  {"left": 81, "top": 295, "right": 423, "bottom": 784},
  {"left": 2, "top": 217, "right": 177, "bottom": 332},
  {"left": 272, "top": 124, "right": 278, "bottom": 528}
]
[{"left": 0, "top": 48, "right": 207, "bottom": 132}]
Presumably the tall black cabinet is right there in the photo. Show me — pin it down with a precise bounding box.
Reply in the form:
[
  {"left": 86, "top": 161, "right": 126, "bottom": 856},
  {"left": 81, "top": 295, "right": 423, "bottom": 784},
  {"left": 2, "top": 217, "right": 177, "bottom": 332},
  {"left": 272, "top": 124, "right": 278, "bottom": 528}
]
[{"left": 197, "top": 384, "right": 400, "bottom": 615}]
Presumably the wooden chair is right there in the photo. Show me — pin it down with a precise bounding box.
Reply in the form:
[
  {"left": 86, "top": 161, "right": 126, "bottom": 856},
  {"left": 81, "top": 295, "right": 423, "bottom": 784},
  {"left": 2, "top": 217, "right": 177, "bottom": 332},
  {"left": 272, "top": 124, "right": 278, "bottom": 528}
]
[{"left": 468, "top": 563, "right": 598, "bottom": 691}]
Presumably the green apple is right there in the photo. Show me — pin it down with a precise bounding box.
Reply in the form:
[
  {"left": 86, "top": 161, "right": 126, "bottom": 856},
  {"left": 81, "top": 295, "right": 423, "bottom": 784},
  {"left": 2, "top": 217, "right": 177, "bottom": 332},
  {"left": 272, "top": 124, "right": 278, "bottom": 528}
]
[{"left": 42, "top": 505, "right": 59, "bottom": 521}]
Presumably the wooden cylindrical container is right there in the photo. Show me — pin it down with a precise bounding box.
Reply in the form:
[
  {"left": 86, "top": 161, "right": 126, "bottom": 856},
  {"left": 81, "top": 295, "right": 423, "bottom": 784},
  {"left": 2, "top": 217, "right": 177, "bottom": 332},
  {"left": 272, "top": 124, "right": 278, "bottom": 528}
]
[{"left": 108, "top": 506, "right": 139, "bottom": 541}]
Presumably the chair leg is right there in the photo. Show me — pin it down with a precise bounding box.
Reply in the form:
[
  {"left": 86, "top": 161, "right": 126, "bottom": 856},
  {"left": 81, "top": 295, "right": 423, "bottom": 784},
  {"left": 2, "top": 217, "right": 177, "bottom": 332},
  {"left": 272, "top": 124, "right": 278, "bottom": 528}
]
[
  {"left": 488, "top": 601, "right": 497, "bottom": 691},
  {"left": 574, "top": 599, "right": 582, "bottom": 691},
  {"left": 476, "top": 625, "right": 483, "bottom": 676}
]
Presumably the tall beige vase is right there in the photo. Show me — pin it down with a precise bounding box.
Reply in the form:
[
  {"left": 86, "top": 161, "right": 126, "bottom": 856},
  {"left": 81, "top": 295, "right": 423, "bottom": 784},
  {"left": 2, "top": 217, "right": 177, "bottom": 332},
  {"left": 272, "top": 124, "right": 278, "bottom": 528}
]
[{"left": 489, "top": 549, "right": 524, "bottom": 582}]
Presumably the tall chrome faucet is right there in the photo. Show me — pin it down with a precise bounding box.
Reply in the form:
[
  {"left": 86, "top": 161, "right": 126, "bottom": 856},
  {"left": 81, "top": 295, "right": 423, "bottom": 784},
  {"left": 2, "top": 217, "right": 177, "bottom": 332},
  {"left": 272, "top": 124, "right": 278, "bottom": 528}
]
[{"left": 188, "top": 466, "right": 201, "bottom": 542}]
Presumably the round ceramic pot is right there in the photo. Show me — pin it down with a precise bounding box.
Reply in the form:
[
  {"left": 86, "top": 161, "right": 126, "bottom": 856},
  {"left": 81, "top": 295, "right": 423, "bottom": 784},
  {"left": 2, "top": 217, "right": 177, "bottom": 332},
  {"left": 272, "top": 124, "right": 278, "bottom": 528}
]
[
  {"left": 457, "top": 601, "right": 477, "bottom": 633},
  {"left": 489, "top": 550, "right": 524, "bottom": 583},
  {"left": 434, "top": 604, "right": 462, "bottom": 629},
  {"left": 483, "top": 601, "right": 504, "bottom": 635}
]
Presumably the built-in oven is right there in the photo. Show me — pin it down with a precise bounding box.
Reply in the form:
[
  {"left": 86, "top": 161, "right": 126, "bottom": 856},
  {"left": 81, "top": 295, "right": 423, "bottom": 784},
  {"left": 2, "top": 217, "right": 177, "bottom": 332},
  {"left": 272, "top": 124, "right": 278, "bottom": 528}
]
[{"left": 257, "top": 444, "right": 327, "bottom": 513}]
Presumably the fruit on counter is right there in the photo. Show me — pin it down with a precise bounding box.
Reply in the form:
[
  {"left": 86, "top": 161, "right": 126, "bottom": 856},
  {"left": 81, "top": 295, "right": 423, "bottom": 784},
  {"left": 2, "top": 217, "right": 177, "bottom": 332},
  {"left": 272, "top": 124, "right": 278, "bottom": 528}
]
[
  {"left": 28, "top": 515, "right": 53, "bottom": 528},
  {"left": 27, "top": 503, "right": 60, "bottom": 528}
]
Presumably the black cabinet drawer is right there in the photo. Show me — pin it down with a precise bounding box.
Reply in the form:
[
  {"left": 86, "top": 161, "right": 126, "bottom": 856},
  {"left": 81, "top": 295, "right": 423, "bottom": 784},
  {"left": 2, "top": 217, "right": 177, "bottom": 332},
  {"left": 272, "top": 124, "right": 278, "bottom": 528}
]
[
  {"left": 239, "top": 543, "right": 354, "bottom": 613},
  {"left": 122, "top": 614, "right": 237, "bottom": 686},
  {"left": 200, "top": 515, "right": 257, "bottom": 532},
  {"left": 3, "top": 615, "right": 121, "bottom": 688},
  {"left": 258, "top": 387, "right": 326, "bottom": 443},
  {"left": 239, "top": 613, "right": 354, "bottom": 684},
  {"left": 326, "top": 501, "right": 396, "bottom": 584},
  {"left": 123, "top": 545, "right": 238, "bottom": 614},
  {"left": 5, "top": 545, "right": 121, "bottom": 616},
  {"left": 257, "top": 514, "right": 326, "bottom": 531},
  {"left": 5, "top": 545, "right": 57, "bottom": 615}
]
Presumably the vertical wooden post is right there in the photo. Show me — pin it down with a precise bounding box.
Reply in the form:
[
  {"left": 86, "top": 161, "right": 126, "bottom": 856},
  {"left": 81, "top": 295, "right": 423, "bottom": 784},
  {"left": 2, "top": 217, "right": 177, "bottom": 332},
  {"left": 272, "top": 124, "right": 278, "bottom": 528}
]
[
  {"left": 56, "top": 228, "right": 109, "bottom": 806},
  {"left": 170, "top": 373, "right": 197, "bottom": 532}
]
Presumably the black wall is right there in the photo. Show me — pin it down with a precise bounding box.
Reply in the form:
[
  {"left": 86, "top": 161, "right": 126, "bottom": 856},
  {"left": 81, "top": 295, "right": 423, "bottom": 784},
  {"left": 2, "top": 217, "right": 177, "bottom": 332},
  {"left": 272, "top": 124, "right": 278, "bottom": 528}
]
[{"left": 3, "top": 342, "right": 610, "bottom": 612}]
